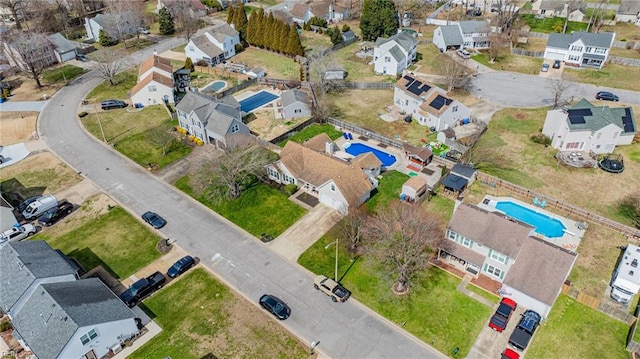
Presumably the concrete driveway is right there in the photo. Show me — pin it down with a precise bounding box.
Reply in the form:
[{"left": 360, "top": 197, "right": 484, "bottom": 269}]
[{"left": 466, "top": 305, "right": 527, "bottom": 359}]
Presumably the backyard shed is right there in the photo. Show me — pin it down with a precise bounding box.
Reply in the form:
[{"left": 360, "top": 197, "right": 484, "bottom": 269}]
[{"left": 401, "top": 176, "right": 428, "bottom": 202}]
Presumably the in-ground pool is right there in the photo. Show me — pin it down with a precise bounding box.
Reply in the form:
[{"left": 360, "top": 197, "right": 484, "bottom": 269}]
[
  {"left": 239, "top": 91, "right": 279, "bottom": 113},
  {"left": 203, "top": 80, "right": 226, "bottom": 93},
  {"left": 344, "top": 143, "right": 397, "bottom": 166},
  {"left": 495, "top": 201, "right": 566, "bottom": 238}
]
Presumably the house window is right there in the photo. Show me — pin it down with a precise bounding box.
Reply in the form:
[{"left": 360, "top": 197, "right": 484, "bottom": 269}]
[
  {"left": 484, "top": 264, "right": 504, "bottom": 279},
  {"left": 230, "top": 124, "right": 240, "bottom": 133},
  {"left": 330, "top": 183, "right": 336, "bottom": 191},
  {"left": 570, "top": 45, "right": 583, "bottom": 52},
  {"left": 568, "top": 55, "right": 580, "bottom": 62},
  {"left": 565, "top": 142, "right": 581, "bottom": 149},
  {"left": 148, "top": 85, "right": 157, "bottom": 92},
  {"left": 448, "top": 230, "right": 456, "bottom": 240},
  {"left": 585, "top": 47, "right": 592, "bottom": 53},
  {"left": 488, "top": 249, "right": 509, "bottom": 265},
  {"left": 595, "top": 48, "right": 606, "bottom": 54},
  {"left": 80, "top": 329, "right": 98, "bottom": 345},
  {"left": 294, "top": 109, "right": 301, "bottom": 113},
  {"left": 385, "top": 56, "right": 391, "bottom": 62},
  {"left": 452, "top": 105, "right": 458, "bottom": 113},
  {"left": 596, "top": 132, "right": 602, "bottom": 139},
  {"left": 188, "top": 46, "right": 194, "bottom": 52},
  {"left": 405, "top": 100, "right": 409, "bottom": 106}
]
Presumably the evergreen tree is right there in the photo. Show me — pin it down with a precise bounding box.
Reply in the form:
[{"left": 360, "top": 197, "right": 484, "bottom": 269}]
[
  {"left": 265, "top": 12, "right": 276, "bottom": 50},
  {"left": 329, "top": 25, "right": 343, "bottom": 45},
  {"left": 342, "top": 24, "right": 350, "bottom": 32},
  {"left": 286, "top": 25, "right": 304, "bottom": 56},
  {"left": 235, "top": 3, "right": 249, "bottom": 42},
  {"left": 227, "top": 6, "right": 235, "bottom": 24},
  {"left": 159, "top": 7, "right": 175, "bottom": 35},
  {"left": 360, "top": 0, "right": 397, "bottom": 41},
  {"left": 184, "top": 57, "right": 194, "bottom": 72},
  {"left": 246, "top": 7, "right": 257, "bottom": 44}
]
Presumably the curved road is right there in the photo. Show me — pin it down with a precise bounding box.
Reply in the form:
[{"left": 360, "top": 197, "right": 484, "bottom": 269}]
[{"left": 37, "top": 40, "right": 445, "bottom": 358}]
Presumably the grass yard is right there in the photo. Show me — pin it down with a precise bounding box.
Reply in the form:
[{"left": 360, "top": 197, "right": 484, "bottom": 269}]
[
  {"left": 34, "top": 207, "right": 162, "bottom": 279},
  {"left": 86, "top": 70, "right": 137, "bottom": 102},
  {"left": 298, "top": 234, "right": 491, "bottom": 357},
  {"left": 365, "top": 171, "right": 409, "bottom": 212},
  {"left": 327, "top": 42, "right": 391, "bottom": 82},
  {"left": 300, "top": 30, "right": 334, "bottom": 54},
  {"left": 472, "top": 52, "right": 543, "bottom": 75},
  {"left": 422, "top": 191, "right": 456, "bottom": 222},
  {"left": 232, "top": 47, "right": 299, "bottom": 79},
  {"left": 278, "top": 123, "right": 343, "bottom": 146},
  {"left": 129, "top": 269, "right": 309, "bottom": 359},
  {"left": 172, "top": 44, "right": 186, "bottom": 52},
  {"left": 521, "top": 14, "right": 588, "bottom": 33},
  {"left": 526, "top": 294, "right": 629, "bottom": 359},
  {"left": 42, "top": 64, "right": 87, "bottom": 84},
  {"left": 412, "top": 43, "right": 443, "bottom": 74},
  {"left": 175, "top": 177, "right": 306, "bottom": 238},
  {"left": 81, "top": 104, "right": 192, "bottom": 168},
  {"left": 602, "top": 23, "right": 640, "bottom": 42},
  {"left": 609, "top": 46, "right": 640, "bottom": 60},
  {"left": 563, "top": 63, "right": 640, "bottom": 92}
]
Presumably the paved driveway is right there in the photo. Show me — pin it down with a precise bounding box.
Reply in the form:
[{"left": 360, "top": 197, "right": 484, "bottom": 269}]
[{"left": 466, "top": 305, "right": 527, "bottom": 359}]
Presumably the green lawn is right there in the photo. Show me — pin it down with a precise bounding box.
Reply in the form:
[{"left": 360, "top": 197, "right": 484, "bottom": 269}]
[
  {"left": 472, "top": 52, "right": 544, "bottom": 75},
  {"left": 422, "top": 191, "right": 455, "bottom": 222},
  {"left": 563, "top": 63, "right": 640, "bottom": 92},
  {"left": 527, "top": 294, "right": 629, "bottom": 359},
  {"left": 413, "top": 43, "right": 444, "bottom": 74},
  {"left": 232, "top": 47, "right": 299, "bottom": 79},
  {"left": 42, "top": 65, "right": 87, "bottom": 84},
  {"left": 327, "top": 42, "right": 391, "bottom": 82},
  {"left": 172, "top": 44, "right": 186, "bottom": 52},
  {"left": 175, "top": 177, "right": 306, "bottom": 238},
  {"left": 365, "top": 171, "right": 409, "bottom": 212},
  {"left": 34, "top": 207, "right": 161, "bottom": 279},
  {"left": 521, "top": 14, "right": 589, "bottom": 33},
  {"left": 278, "top": 123, "right": 343, "bottom": 146},
  {"left": 300, "top": 30, "right": 333, "bottom": 54},
  {"left": 86, "top": 70, "right": 138, "bottom": 102},
  {"left": 129, "top": 269, "right": 309, "bottom": 359}
]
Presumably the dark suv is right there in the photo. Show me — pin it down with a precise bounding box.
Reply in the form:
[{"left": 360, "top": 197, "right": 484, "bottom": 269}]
[
  {"left": 595, "top": 91, "right": 619, "bottom": 102},
  {"left": 509, "top": 310, "right": 541, "bottom": 351},
  {"left": 38, "top": 201, "right": 74, "bottom": 226},
  {"left": 101, "top": 99, "right": 127, "bottom": 110}
]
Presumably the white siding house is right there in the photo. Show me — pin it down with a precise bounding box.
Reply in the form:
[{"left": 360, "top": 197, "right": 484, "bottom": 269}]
[
  {"left": 433, "top": 21, "right": 492, "bottom": 51},
  {"left": 84, "top": 12, "right": 137, "bottom": 43},
  {"left": 373, "top": 32, "right": 417, "bottom": 75},
  {"left": 185, "top": 24, "right": 240, "bottom": 66},
  {"left": 289, "top": 1, "right": 350, "bottom": 25},
  {"left": 130, "top": 55, "right": 175, "bottom": 106},
  {"left": 47, "top": 33, "right": 77, "bottom": 63},
  {"left": 542, "top": 98, "right": 637, "bottom": 154},
  {"left": 544, "top": 31, "right": 615, "bottom": 69},
  {"left": 616, "top": 0, "right": 640, "bottom": 25},
  {"left": 281, "top": 88, "right": 312, "bottom": 119}
]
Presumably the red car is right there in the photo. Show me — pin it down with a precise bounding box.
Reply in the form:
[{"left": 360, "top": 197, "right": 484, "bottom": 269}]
[
  {"left": 489, "top": 297, "right": 517, "bottom": 332},
  {"left": 501, "top": 348, "right": 520, "bottom": 359}
]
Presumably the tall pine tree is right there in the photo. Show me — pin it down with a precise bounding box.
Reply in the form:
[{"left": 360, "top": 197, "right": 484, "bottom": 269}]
[
  {"left": 286, "top": 25, "right": 304, "bottom": 56},
  {"left": 235, "top": 3, "right": 249, "bottom": 42},
  {"left": 227, "top": 6, "right": 235, "bottom": 24},
  {"left": 159, "top": 7, "right": 175, "bottom": 35}
]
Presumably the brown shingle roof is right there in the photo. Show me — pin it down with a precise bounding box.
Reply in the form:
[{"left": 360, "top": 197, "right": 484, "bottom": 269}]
[
  {"left": 352, "top": 152, "right": 382, "bottom": 169},
  {"left": 138, "top": 55, "right": 172, "bottom": 79},
  {"left": 131, "top": 72, "right": 173, "bottom": 96},
  {"left": 290, "top": 3, "right": 308, "bottom": 17},
  {"left": 192, "top": 34, "right": 223, "bottom": 58},
  {"left": 310, "top": 2, "right": 331, "bottom": 16},
  {"left": 302, "top": 133, "right": 333, "bottom": 153},
  {"left": 279, "top": 141, "right": 373, "bottom": 207},
  {"left": 402, "top": 143, "right": 433, "bottom": 162},
  {"left": 403, "top": 176, "right": 427, "bottom": 192},
  {"left": 504, "top": 237, "right": 576, "bottom": 305},
  {"left": 447, "top": 204, "right": 532, "bottom": 258}
]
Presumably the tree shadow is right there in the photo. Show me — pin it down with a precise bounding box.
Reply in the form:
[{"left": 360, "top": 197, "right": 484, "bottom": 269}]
[{"left": 0, "top": 178, "right": 46, "bottom": 206}]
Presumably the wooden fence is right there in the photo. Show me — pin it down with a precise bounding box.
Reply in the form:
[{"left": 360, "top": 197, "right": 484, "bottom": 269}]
[
  {"left": 510, "top": 48, "right": 544, "bottom": 58},
  {"left": 562, "top": 284, "right": 636, "bottom": 325},
  {"left": 342, "top": 82, "right": 394, "bottom": 89},
  {"left": 324, "top": 117, "right": 404, "bottom": 149},
  {"left": 193, "top": 65, "right": 252, "bottom": 81},
  {"left": 610, "top": 56, "right": 640, "bottom": 67},
  {"left": 268, "top": 117, "right": 319, "bottom": 145}
]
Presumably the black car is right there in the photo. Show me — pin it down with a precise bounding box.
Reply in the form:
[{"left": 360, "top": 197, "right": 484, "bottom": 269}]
[
  {"left": 596, "top": 91, "right": 619, "bottom": 101},
  {"left": 101, "top": 99, "right": 128, "bottom": 110},
  {"left": 38, "top": 201, "right": 74, "bottom": 226},
  {"left": 17, "top": 196, "right": 42, "bottom": 212},
  {"left": 75, "top": 54, "right": 89, "bottom": 62},
  {"left": 142, "top": 211, "right": 167, "bottom": 229},
  {"left": 167, "top": 255, "right": 195, "bottom": 278},
  {"left": 552, "top": 60, "right": 561, "bottom": 69},
  {"left": 259, "top": 294, "right": 291, "bottom": 320}
]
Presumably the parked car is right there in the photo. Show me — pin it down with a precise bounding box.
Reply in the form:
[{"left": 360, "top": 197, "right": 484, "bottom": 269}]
[
  {"left": 139, "top": 27, "right": 150, "bottom": 35},
  {"left": 167, "top": 255, "right": 195, "bottom": 278},
  {"left": 0, "top": 224, "right": 36, "bottom": 243},
  {"left": 101, "top": 99, "right": 128, "bottom": 110},
  {"left": 313, "top": 275, "right": 351, "bottom": 302},
  {"left": 259, "top": 294, "right": 290, "bottom": 320},
  {"left": 38, "top": 201, "right": 74, "bottom": 226},
  {"left": 17, "top": 195, "right": 42, "bottom": 212},
  {"left": 75, "top": 54, "right": 89, "bottom": 62},
  {"left": 595, "top": 91, "right": 619, "bottom": 102},
  {"left": 120, "top": 271, "right": 166, "bottom": 307},
  {"left": 22, "top": 195, "right": 58, "bottom": 220},
  {"left": 552, "top": 60, "right": 561, "bottom": 69},
  {"left": 456, "top": 48, "right": 471, "bottom": 59},
  {"left": 508, "top": 310, "right": 541, "bottom": 351},
  {"left": 541, "top": 63, "right": 549, "bottom": 72},
  {"left": 142, "top": 211, "right": 167, "bottom": 229},
  {"left": 501, "top": 348, "right": 520, "bottom": 359},
  {"left": 489, "top": 297, "right": 517, "bottom": 332}
]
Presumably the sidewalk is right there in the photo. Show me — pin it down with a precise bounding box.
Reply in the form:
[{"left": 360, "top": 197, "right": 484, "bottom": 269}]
[
  {"left": 112, "top": 321, "right": 162, "bottom": 359},
  {"left": 457, "top": 274, "right": 494, "bottom": 308},
  {"left": 121, "top": 244, "right": 190, "bottom": 287}
]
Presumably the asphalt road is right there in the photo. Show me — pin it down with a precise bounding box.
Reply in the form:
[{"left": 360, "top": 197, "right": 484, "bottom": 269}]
[
  {"left": 467, "top": 71, "right": 640, "bottom": 108},
  {"left": 37, "top": 39, "right": 446, "bottom": 359}
]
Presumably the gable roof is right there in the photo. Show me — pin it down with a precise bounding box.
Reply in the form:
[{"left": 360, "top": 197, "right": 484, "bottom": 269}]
[
  {"left": 563, "top": 98, "right": 636, "bottom": 134},
  {"left": 91, "top": 11, "right": 136, "bottom": 30},
  {"left": 192, "top": 34, "right": 223, "bottom": 58},
  {"left": 540, "top": 0, "right": 568, "bottom": 11},
  {"left": 310, "top": 1, "right": 331, "bottom": 16},
  {"left": 12, "top": 278, "right": 136, "bottom": 359},
  {"left": 420, "top": 91, "right": 454, "bottom": 116},
  {"left": 289, "top": 3, "right": 308, "bottom": 17},
  {"left": 403, "top": 175, "right": 428, "bottom": 191},
  {"left": 342, "top": 30, "right": 355, "bottom": 41},
  {"left": 395, "top": 73, "right": 434, "bottom": 98},
  {"left": 47, "top": 33, "right": 76, "bottom": 54},
  {"left": 402, "top": 143, "right": 433, "bottom": 162},
  {"left": 131, "top": 72, "right": 174, "bottom": 96},
  {"left": 388, "top": 45, "right": 405, "bottom": 62},
  {"left": 451, "top": 163, "right": 477, "bottom": 178},
  {"left": 352, "top": 152, "right": 382, "bottom": 169},
  {"left": 281, "top": 88, "right": 310, "bottom": 107},
  {"left": 618, "top": 0, "right": 640, "bottom": 15},
  {"left": 375, "top": 31, "right": 416, "bottom": 52},
  {"left": 138, "top": 55, "right": 172, "bottom": 78},
  {"left": 503, "top": 236, "right": 576, "bottom": 305},
  {"left": 458, "top": 20, "right": 491, "bottom": 34},
  {"left": 208, "top": 23, "right": 239, "bottom": 42},
  {"left": 278, "top": 140, "right": 374, "bottom": 206},
  {"left": 176, "top": 91, "right": 242, "bottom": 136},
  {"left": 0, "top": 241, "right": 76, "bottom": 313},
  {"left": 447, "top": 204, "right": 533, "bottom": 258},
  {"left": 547, "top": 31, "right": 615, "bottom": 49},
  {"left": 302, "top": 132, "right": 333, "bottom": 152},
  {"left": 438, "top": 25, "right": 464, "bottom": 47}
]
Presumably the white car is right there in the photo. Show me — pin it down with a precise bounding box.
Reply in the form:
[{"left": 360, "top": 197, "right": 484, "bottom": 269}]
[
  {"left": 0, "top": 224, "right": 36, "bottom": 244},
  {"left": 139, "top": 28, "right": 150, "bottom": 35},
  {"left": 456, "top": 49, "right": 471, "bottom": 59}
]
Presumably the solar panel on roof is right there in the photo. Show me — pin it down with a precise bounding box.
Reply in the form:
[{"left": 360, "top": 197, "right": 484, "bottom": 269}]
[
  {"left": 622, "top": 108, "right": 635, "bottom": 133},
  {"left": 429, "top": 95, "right": 452, "bottom": 110},
  {"left": 407, "top": 81, "right": 424, "bottom": 96},
  {"left": 419, "top": 83, "right": 432, "bottom": 92},
  {"left": 567, "top": 108, "right": 591, "bottom": 125},
  {"left": 403, "top": 74, "right": 413, "bottom": 81}
]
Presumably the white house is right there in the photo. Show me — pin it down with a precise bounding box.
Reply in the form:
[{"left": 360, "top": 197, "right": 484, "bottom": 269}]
[
  {"left": 84, "top": 12, "right": 137, "bottom": 43},
  {"left": 185, "top": 23, "right": 240, "bottom": 66},
  {"left": 130, "top": 55, "right": 175, "bottom": 106},
  {"left": 247, "top": 66, "right": 265, "bottom": 78},
  {"left": 373, "top": 31, "right": 417, "bottom": 75},
  {"left": 393, "top": 73, "right": 470, "bottom": 131},
  {"left": 542, "top": 98, "right": 637, "bottom": 154},
  {"left": 532, "top": 0, "right": 586, "bottom": 21},
  {"left": 439, "top": 203, "right": 577, "bottom": 318},
  {"left": 265, "top": 133, "right": 380, "bottom": 213},
  {"left": 281, "top": 88, "right": 312, "bottom": 119},
  {"left": 3, "top": 33, "right": 57, "bottom": 71},
  {"left": 175, "top": 91, "right": 249, "bottom": 148},
  {"left": 432, "top": 20, "right": 492, "bottom": 51},
  {"left": 544, "top": 31, "right": 615, "bottom": 69},
  {"left": 289, "top": 1, "right": 349, "bottom": 25},
  {"left": 616, "top": 0, "right": 640, "bottom": 25}
]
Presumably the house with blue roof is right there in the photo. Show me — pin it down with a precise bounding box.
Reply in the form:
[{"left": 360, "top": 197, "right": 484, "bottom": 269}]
[
  {"left": 542, "top": 98, "right": 637, "bottom": 154},
  {"left": 544, "top": 31, "right": 615, "bottom": 69},
  {"left": 373, "top": 31, "right": 417, "bottom": 75},
  {"left": 432, "top": 20, "right": 492, "bottom": 51}
]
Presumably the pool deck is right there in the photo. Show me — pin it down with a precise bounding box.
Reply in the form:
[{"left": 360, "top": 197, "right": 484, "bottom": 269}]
[{"left": 477, "top": 195, "right": 585, "bottom": 252}]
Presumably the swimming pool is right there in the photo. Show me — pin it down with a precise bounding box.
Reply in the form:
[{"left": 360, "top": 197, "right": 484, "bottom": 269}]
[
  {"left": 495, "top": 201, "right": 566, "bottom": 238},
  {"left": 203, "top": 80, "right": 226, "bottom": 93},
  {"left": 344, "top": 143, "right": 397, "bottom": 166},
  {"left": 239, "top": 91, "right": 279, "bottom": 113}
]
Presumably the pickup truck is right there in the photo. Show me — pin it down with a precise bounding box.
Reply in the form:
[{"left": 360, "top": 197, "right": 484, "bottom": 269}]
[
  {"left": 313, "top": 275, "right": 351, "bottom": 302},
  {"left": 508, "top": 310, "right": 541, "bottom": 351},
  {"left": 489, "top": 297, "right": 517, "bottom": 332},
  {"left": 120, "top": 271, "right": 166, "bottom": 307}
]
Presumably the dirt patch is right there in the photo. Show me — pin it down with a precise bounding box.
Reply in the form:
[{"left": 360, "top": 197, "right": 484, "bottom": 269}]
[
  {"left": 246, "top": 107, "right": 310, "bottom": 141},
  {"left": 3, "top": 73, "right": 66, "bottom": 102},
  {"left": 0, "top": 112, "right": 38, "bottom": 145}
]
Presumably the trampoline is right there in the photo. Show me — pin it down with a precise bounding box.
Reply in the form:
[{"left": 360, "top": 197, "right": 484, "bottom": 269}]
[
  {"left": 599, "top": 154, "right": 625, "bottom": 173},
  {"left": 239, "top": 91, "right": 279, "bottom": 113}
]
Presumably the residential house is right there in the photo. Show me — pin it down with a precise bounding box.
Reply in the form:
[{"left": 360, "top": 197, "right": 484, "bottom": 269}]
[
  {"left": 394, "top": 73, "right": 470, "bottom": 131},
  {"left": 533, "top": 0, "right": 586, "bottom": 21},
  {"left": 47, "top": 33, "right": 77, "bottom": 63},
  {"left": 281, "top": 88, "right": 312, "bottom": 119},
  {"left": 403, "top": 143, "right": 433, "bottom": 170},
  {"left": 84, "top": 12, "right": 137, "bottom": 43},
  {"left": 247, "top": 66, "right": 265, "bottom": 78},
  {"left": 266, "top": 133, "right": 380, "bottom": 213},
  {"left": 373, "top": 31, "right": 417, "bottom": 75},
  {"left": 11, "top": 278, "right": 139, "bottom": 359},
  {"left": 542, "top": 98, "right": 637, "bottom": 154},
  {"left": 441, "top": 163, "right": 476, "bottom": 194},
  {"left": 616, "top": 0, "right": 640, "bottom": 25},
  {"left": 3, "top": 34, "right": 57, "bottom": 71},
  {"left": 130, "top": 55, "right": 175, "bottom": 106},
  {"left": 289, "top": 1, "right": 349, "bottom": 25},
  {"left": 0, "top": 194, "right": 18, "bottom": 232},
  {"left": 175, "top": 91, "right": 249, "bottom": 148},
  {"left": 439, "top": 203, "right": 577, "bottom": 317},
  {"left": 157, "top": 0, "right": 208, "bottom": 18},
  {"left": 432, "top": 20, "right": 492, "bottom": 51},
  {"left": 544, "top": 31, "right": 615, "bottom": 69},
  {"left": 185, "top": 23, "right": 240, "bottom": 66}
]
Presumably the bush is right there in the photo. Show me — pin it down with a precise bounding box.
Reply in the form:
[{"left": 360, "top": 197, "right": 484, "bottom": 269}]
[
  {"left": 283, "top": 183, "right": 298, "bottom": 196},
  {"left": 342, "top": 24, "right": 350, "bottom": 32},
  {"left": 530, "top": 133, "right": 551, "bottom": 145},
  {"left": 619, "top": 193, "right": 640, "bottom": 228},
  {"left": 0, "top": 319, "right": 11, "bottom": 332},
  {"left": 78, "top": 111, "right": 88, "bottom": 118}
]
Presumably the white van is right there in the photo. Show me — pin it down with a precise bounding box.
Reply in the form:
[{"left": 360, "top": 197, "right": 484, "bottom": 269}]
[{"left": 22, "top": 195, "right": 58, "bottom": 220}]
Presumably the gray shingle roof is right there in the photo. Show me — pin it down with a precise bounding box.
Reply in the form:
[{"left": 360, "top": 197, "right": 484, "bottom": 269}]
[
  {"left": 547, "top": 31, "right": 615, "bottom": 49},
  {"left": 458, "top": 20, "right": 491, "bottom": 34},
  {"left": 439, "top": 25, "right": 464, "bottom": 47},
  {"left": 0, "top": 241, "right": 76, "bottom": 313},
  {"left": 192, "top": 34, "right": 223, "bottom": 58},
  {"left": 617, "top": 0, "right": 640, "bottom": 15},
  {"left": 176, "top": 91, "right": 242, "bottom": 137},
  {"left": 451, "top": 163, "right": 477, "bottom": 179},
  {"left": 388, "top": 45, "right": 405, "bottom": 62},
  {"left": 12, "top": 278, "right": 136, "bottom": 359},
  {"left": 47, "top": 33, "right": 76, "bottom": 54},
  {"left": 281, "top": 89, "right": 310, "bottom": 107},
  {"left": 211, "top": 23, "right": 239, "bottom": 38},
  {"left": 565, "top": 98, "right": 636, "bottom": 134},
  {"left": 342, "top": 30, "right": 355, "bottom": 41},
  {"left": 375, "top": 31, "right": 416, "bottom": 53}
]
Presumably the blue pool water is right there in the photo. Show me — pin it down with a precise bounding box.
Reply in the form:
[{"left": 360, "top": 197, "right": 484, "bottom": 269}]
[
  {"left": 495, "top": 201, "right": 566, "bottom": 238},
  {"left": 344, "top": 143, "right": 397, "bottom": 166},
  {"left": 239, "top": 91, "right": 279, "bottom": 113},
  {"left": 203, "top": 81, "right": 226, "bottom": 93}
]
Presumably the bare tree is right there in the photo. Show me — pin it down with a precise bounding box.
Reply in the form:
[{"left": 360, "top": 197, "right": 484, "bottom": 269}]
[
  {"left": 307, "top": 47, "right": 342, "bottom": 119},
  {"left": 92, "top": 49, "right": 128, "bottom": 86},
  {"left": 0, "top": 0, "right": 25, "bottom": 30},
  {"left": 434, "top": 53, "right": 467, "bottom": 92},
  {"left": 191, "top": 135, "right": 274, "bottom": 202},
  {"left": 550, "top": 77, "right": 569, "bottom": 109},
  {"left": 165, "top": 0, "right": 201, "bottom": 41},
  {"left": 102, "top": 0, "right": 142, "bottom": 48},
  {"left": 619, "top": 192, "right": 640, "bottom": 229},
  {"left": 363, "top": 201, "right": 444, "bottom": 293},
  {"left": 4, "top": 31, "right": 54, "bottom": 88},
  {"left": 147, "top": 126, "right": 177, "bottom": 156},
  {"left": 508, "top": 16, "right": 526, "bottom": 48},
  {"left": 336, "top": 207, "right": 368, "bottom": 254},
  {"left": 488, "top": 32, "right": 508, "bottom": 62}
]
